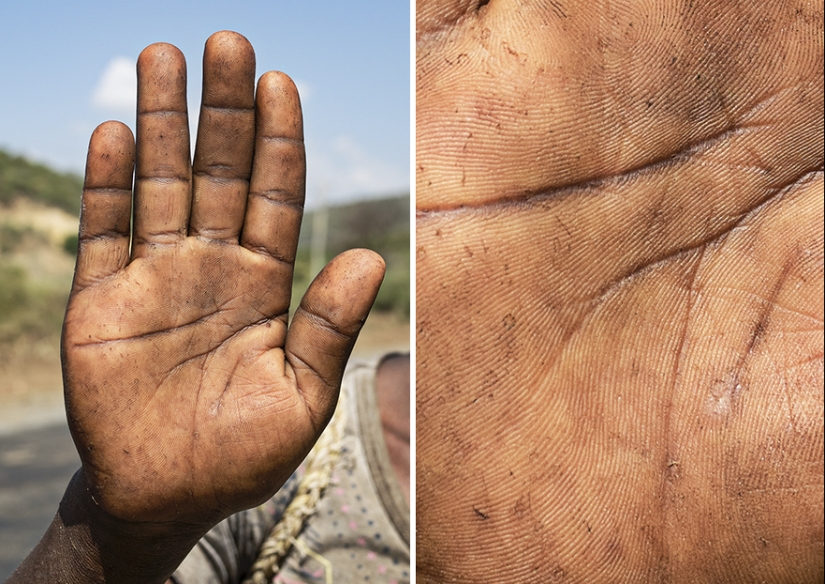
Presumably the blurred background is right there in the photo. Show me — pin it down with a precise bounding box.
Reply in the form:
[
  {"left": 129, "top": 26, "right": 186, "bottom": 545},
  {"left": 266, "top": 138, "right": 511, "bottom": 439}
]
[{"left": 0, "top": 1, "right": 409, "bottom": 576}]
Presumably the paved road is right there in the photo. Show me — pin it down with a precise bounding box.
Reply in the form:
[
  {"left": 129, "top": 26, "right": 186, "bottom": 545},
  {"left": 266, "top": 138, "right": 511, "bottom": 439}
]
[{"left": 0, "top": 421, "right": 79, "bottom": 580}]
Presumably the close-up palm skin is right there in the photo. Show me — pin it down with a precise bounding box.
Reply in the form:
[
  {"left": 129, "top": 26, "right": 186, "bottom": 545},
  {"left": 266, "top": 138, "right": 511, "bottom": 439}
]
[
  {"left": 61, "top": 30, "right": 385, "bottom": 540},
  {"left": 416, "top": 0, "right": 823, "bottom": 582}
]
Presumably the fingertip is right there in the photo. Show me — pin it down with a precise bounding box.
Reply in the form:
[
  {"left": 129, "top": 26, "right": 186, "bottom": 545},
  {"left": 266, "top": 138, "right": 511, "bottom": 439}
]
[
  {"left": 202, "top": 31, "right": 256, "bottom": 108},
  {"left": 258, "top": 70, "right": 298, "bottom": 93},
  {"left": 257, "top": 72, "right": 304, "bottom": 131},
  {"left": 331, "top": 248, "right": 387, "bottom": 283},
  {"left": 85, "top": 121, "right": 135, "bottom": 191},
  {"left": 142, "top": 41, "right": 180, "bottom": 53},
  {"left": 90, "top": 120, "right": 134, "bottom": 143},
  {"left": 137, "top": 43, "right": 187, "bottom": 113},
  {"left": 258, "top": 71, "right": 301, "bottom": 103},
  {"left": 137, "top": 42, "right": 185, "bottom": 68},
  {"left": 300, "top": 249, "right": 386, "bottom": 337},
  {"left": 205, "top": 30, "right": 253, "bottom": 52}
]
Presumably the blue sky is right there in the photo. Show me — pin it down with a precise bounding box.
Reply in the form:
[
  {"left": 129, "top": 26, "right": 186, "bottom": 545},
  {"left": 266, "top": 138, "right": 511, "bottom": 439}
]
[{"left": 0, "top": 1, "right": 410, "bottom": 207}]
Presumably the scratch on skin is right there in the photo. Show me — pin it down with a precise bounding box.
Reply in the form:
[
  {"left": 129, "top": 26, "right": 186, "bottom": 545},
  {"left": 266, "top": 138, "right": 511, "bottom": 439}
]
[
  {"left": 658, "top": 245, "right": 705, "bottom": 580},
  {"left": 666, "top": 244, "right": 706, "bottom": 465},
  {"left": 730, "top": 255, "right": 796, "bottom": 394},
  {"left": 703, "top": 256, "right": 797, "bottom": 420},
  {"left": 473, "top": 506, "right": 490, "bottom": 520}
]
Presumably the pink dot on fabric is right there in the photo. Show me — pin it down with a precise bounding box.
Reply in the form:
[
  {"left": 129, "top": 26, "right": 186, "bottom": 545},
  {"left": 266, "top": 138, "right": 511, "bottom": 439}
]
[
  {"left": 335, "top": 488, "right": 345, "bottom": 496},
  {"left": 378, "top": 566, "right": 387, "bottom": 574},
  {"left": 311, "top": 569, "right": 324, "bottom": 577},
  {"left": 358, "top": 537, "right": 367, "bottom": 546},
  {"left": 341, "top": 504, "right": 350, "bottom": 513},
  {"left": 349, "top": 520, "right": 358, "bottom": 530},
  {"left": 367, "top": 552, "right": 377, "bottom": 560},
  {"left": 390, "top": 580, "right": 398, "bottom": 584}
]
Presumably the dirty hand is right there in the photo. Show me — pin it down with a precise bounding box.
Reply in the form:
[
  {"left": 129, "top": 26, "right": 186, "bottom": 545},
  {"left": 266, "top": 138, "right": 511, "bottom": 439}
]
[
  {"left": 29, "top": 30, "right": 383, "bottom": 582},
  {"left": 417, "top": 1, "right": 822, "bottom": 582}
]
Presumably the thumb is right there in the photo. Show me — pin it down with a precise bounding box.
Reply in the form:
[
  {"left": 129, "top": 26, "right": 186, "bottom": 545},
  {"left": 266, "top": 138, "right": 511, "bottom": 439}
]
[{"left": 285, "top": 249, "right": 386, "bottom": 429}]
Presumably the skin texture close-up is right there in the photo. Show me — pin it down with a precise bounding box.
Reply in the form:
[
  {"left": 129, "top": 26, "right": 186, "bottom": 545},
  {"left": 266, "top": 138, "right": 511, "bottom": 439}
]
[{"left": 416, "top": 0, "right": 823, "bottom": 582}]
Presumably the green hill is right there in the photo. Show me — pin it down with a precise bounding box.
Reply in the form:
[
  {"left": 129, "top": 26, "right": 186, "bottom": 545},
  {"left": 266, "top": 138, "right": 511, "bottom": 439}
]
[
  {"left": 0, "top": 150, "right": 79, "bottom": 353},
  {"left": 0, "top": 150, "right": 83, "bottom": 215}
]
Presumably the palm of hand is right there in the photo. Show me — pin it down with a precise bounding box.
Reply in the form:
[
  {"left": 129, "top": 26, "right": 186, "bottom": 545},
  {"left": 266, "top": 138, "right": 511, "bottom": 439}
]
[
  {"left": 417, "top": 1, "right": 822, "bottom": 582},
  {"left": 62, "top": 33, "right": 384, "bottom": 528},
  {"left": 65, "top": 242, "right": 306, "bottom": 523}
]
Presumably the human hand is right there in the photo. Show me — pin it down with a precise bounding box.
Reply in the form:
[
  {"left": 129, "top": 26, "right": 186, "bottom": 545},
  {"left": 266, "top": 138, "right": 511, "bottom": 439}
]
[
  {"left": 417, "top": 1, "right": 822, "bottom": 582},
  {"left": 63, "top": 31, "right": 384, "bottom": 534}
]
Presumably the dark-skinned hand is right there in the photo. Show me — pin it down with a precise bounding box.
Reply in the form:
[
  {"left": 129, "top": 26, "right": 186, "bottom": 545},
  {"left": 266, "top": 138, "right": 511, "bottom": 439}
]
[{"left": 9, "top": 31, "right": 384, "bottom": 584}]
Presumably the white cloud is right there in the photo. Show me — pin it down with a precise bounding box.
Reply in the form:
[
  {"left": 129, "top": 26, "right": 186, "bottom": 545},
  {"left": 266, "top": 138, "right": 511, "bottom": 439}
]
[
  {"left": 294, "top": 80, "right": 312, "bottom": 102},
  {"left": 304, "top": 135, "right": 409, "bottom": 208},
  {"left": 91, "top": 57, "right": 136, "bottom": 114}
]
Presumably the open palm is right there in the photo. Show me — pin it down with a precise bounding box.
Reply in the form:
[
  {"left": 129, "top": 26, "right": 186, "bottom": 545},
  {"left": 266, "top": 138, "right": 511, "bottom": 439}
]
[
  {"left": 417, "top": 1, "right": 822, "bottom": 582},
  {"left": 62, "top": 32, "right": 384, "bottom": 528}
]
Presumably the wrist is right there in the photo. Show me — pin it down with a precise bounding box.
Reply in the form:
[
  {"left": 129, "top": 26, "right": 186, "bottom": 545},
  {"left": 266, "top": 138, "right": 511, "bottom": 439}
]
[{"left": 8, "top": 470, "right": 207, "bottom": 584}]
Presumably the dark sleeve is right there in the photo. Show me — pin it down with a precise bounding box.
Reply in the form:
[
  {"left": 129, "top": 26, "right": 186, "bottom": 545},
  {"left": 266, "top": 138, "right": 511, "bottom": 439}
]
[{"left": 170, "top": 473, "right": 300, "bottom": 584}]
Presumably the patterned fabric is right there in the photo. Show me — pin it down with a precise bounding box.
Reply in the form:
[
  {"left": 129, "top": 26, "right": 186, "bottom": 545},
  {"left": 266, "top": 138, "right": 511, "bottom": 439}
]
[{"left": 171, "top": 357, "right": 410, "bottom": 584}]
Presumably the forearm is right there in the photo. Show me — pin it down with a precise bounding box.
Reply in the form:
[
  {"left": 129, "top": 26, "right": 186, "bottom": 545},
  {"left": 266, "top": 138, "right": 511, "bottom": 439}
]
[{"left": 7, "top": 471, "right": 206, "bottom": 584}]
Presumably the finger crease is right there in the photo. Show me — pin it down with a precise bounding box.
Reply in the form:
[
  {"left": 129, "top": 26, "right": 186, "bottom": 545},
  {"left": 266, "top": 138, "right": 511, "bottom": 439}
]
[
  {"left": 248, "top": 190, "right": 304, "bottom": 210},
  {"left": 135, "top": 175, "right": 190, "bottom": 184},
  {"left": 259, "top": 135, "right": 304, "bottom": 146},
  {"left": 138, "top": 109, "right": 188, "bottom": 117},
  {"left": 192, "top": 230, "right": 238, "bottom": 242},
  {"left": 133, "top": 231, "right": 186, "bottom": 246},
  {"left": 193, "top": 170, "right": 251, "bottom": 183},
  {"left": 287, "top": 350, "right": 337, "bottom": 391},
  {"left": 241, "top": 244, "right": 294, "bottom": 267},
  {"left": 201, "top": 104, "right": 255, "bottom": 114},
  {"left": 79, "top": 230, "right": 129, "bottom": 243},
  {"left": 83, "top": 187, "right": 132, "bottom": 196},
  {"left": 295, "top": 306, "right": 351, "bottom": 342}
]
